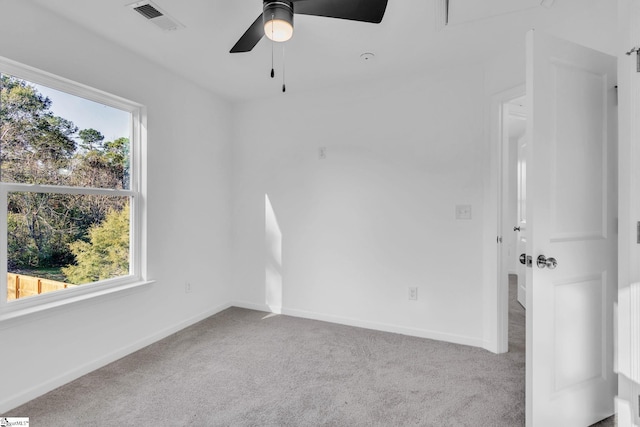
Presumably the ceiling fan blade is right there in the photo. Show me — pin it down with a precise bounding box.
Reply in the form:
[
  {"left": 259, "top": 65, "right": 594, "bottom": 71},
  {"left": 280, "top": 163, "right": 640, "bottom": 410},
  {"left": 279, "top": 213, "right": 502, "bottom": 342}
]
[
  {"left": 292, "top": 0, "right": 388, "bottom": 23},
  {"left": 230, "top": 13, "right": 264, "bottom": 53}
]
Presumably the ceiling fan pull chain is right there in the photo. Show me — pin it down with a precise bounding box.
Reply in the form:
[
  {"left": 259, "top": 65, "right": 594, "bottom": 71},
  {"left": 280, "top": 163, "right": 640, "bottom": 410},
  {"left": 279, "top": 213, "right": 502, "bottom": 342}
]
[
  {"left": 270, "top": 14, "right": 275, "bottom": 78},
  {"left": 270, "top": 42, "right": 274, "bottom": 78},
  {"left": 282, "top": 44, "right": 286, "bottom": 93}
]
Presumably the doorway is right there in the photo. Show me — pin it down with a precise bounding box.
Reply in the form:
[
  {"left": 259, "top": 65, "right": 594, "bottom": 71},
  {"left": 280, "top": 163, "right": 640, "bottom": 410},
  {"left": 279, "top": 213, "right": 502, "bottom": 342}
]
[
  {"left": 494, "top": 31, "right": 618, "bottom": 424},
  {"left": 504, "top": 95, "right": 527, "bottom": 312},
  {"left": 494, "top": 85, "right": 526, "bottom": 354}
]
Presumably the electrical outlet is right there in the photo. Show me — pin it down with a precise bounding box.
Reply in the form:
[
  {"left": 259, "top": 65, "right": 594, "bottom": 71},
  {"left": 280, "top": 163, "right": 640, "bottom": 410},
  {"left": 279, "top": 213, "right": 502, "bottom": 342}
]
[
  {"left": 185, "top": 282, "right": 191, "bottom": 293},
  {"left": 408, "top": 287, "right": 418, "bottom": 301},
  {"left": 319, "top": 147, "right": 327, "bottom": 160}
]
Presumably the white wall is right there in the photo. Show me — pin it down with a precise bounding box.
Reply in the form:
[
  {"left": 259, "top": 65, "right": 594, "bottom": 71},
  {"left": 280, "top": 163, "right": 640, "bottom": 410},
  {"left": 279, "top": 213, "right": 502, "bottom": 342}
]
[
  {"left": 0, "top": 2, "right": 233, "bottom": 412},
  {"left": 231, "top": 65, "right": 488, "bottom": 346}
]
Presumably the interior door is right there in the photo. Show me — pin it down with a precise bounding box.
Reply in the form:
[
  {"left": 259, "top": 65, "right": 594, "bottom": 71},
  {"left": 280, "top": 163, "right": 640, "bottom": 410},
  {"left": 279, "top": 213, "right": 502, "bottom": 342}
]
[
  {"left": 525, "top": 30, "right": 617, "bottom": 426},
  {"left": 516, "top": 133, "right": 527, "bottom": 308}
]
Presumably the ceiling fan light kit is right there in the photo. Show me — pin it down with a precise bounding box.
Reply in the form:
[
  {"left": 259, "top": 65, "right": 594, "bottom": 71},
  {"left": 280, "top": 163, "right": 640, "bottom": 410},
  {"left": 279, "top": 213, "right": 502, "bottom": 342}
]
[
  {"left": 231, "top": 0, "right": 388, "bottom": 53},
  {"left": 264, "top": 1, "right": 294, "bottom": 42},
  {"left": 230, "top": 0, "right": 389, "bottom": 93}
]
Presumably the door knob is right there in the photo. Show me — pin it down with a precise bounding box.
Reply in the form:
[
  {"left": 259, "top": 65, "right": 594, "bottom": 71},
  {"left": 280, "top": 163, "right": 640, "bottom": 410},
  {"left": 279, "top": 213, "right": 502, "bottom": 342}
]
[
  {"left": 514, "top": 226, "right": 521, "bottom": 231},
  {"left": 537, "top": 255, "right": 558, "bottom": 269},
  {"left": 519, "top": 253, "right": 527, "bottom": 265}
]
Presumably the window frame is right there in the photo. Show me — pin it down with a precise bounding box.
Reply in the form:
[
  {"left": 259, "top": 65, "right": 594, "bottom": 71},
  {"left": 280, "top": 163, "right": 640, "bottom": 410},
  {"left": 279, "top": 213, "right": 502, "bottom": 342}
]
[{"left": 0, "top": 56, "right": 149, "bottom": 321}]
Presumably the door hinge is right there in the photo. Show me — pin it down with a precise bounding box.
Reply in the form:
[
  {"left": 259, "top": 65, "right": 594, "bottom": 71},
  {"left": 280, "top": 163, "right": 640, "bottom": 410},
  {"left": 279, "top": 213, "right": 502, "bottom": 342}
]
[
  {"left": 627, "top": 47, "right": 640, "bottom": 72},
  {"left": 497, "top": 236, "right": 502, "bottom": 243}
]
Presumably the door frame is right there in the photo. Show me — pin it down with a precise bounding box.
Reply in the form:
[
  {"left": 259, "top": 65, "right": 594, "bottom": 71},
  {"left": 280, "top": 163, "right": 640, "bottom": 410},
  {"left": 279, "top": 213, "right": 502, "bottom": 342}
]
[
  {"left": 485, "top": 84, "right": 525, "bottom": 354},
  {"left": 484, "top": 3, "right": 638, "bottom": 422},
  {"left": 617, "top": 0, "right": 640, "bottom": 423}
]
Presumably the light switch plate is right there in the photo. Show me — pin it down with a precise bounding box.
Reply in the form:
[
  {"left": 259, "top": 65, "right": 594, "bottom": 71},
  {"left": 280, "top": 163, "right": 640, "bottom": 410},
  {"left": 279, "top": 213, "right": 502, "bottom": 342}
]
[{"left": 456, "top": 205, "right": 472, "bottom": 220}]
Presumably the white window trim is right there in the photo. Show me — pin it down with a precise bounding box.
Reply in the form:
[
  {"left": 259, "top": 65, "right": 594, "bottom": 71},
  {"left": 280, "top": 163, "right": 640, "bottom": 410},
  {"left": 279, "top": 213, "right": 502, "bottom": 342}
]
[{"left": 0, "top": 56, "right": 150, "bottom": 322}]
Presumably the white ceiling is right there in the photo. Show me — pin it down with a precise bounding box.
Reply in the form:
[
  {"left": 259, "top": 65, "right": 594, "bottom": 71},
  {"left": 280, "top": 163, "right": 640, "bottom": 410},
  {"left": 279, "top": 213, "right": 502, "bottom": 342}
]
[{"left": 32, "top": 0, "right": 616, "bottom": 102}]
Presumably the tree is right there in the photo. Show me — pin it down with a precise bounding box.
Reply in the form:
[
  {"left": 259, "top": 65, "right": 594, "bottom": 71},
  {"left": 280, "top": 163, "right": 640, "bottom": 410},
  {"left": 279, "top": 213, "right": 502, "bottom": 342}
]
[
  {"left": 2, "top": 76, "right": 81, "bottom": 270},
  {"left": 70, "top": 135, "right": 129, "bottom": 190},
  {"left": 78, "top": 128, "right": 104, "bottom": 151},
  {"left": 62, "top": 204, "right": 129, "bottom": 284},
  {"left": 1, "top": 75, "right": 77, "bottom": 185},
  {"left": 1, "top": 76, "right": 130, "bottom": 274},
  {"left": 6, "top": 192, "right": 83, "bottom": 270},
  {"left": 104, "top": 137, "right": 130, "bottom": 188}
]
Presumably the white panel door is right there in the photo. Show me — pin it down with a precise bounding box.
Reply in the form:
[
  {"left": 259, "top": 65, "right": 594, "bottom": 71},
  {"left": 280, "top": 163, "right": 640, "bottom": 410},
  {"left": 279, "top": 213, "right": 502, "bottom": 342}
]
[{"left": 525, "top": 30, "right": 617, "bottom": 426}]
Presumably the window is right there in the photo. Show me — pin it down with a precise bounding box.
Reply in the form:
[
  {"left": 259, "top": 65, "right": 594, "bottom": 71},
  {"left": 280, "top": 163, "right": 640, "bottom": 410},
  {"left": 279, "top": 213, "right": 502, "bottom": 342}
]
[{"left": 0, "top": 56, "right": 146, "bottom": 315}]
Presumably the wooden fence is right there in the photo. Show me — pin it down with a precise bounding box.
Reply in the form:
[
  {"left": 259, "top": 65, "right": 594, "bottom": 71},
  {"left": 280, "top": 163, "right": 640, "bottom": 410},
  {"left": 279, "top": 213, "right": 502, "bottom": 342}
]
[{"left": 7, "top": 273, "right": 76, "bottom": 301}]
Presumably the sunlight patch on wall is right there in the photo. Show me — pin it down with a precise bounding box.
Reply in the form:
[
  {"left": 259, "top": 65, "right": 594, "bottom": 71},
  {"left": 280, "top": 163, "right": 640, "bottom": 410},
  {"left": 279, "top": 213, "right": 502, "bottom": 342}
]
[{"left": 265, "top": 194, "right": 283, "bottom": 313}]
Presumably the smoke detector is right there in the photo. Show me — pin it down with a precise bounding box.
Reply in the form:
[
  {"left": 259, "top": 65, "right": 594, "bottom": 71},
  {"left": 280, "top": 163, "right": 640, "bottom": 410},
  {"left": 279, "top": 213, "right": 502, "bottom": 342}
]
[
  {"left": 360, "top": 52, "right": 375, "bottom": 62},
  {"left": 127, "top": 1, "right": 184, "bottom": 31}
]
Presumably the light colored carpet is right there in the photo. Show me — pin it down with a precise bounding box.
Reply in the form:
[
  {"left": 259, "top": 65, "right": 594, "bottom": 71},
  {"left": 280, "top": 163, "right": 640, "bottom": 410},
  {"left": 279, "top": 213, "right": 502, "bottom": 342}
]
[{"left": 9, "top": 279, "right": 528, "bottom": 426}]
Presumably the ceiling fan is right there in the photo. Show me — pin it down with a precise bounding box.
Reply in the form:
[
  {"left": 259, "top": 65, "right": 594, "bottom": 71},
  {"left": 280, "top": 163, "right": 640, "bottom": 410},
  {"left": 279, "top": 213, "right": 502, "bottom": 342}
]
[{"left": 230, "top": 0, "right": 389, "bottom": 53}]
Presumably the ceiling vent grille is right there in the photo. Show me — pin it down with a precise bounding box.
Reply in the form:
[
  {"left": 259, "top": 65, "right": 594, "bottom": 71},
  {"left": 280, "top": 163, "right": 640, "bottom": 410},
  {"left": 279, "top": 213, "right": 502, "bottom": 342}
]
[
  {"left": 134, "top": 4, "right": 163, "bottom": 19},
  {"left": 127, "top": 1, "right": 184, "bottom": 31}
]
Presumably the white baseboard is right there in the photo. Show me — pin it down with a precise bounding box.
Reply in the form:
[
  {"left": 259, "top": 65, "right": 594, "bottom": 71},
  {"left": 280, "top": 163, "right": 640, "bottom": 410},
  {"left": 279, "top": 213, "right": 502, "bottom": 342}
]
[
  {"left": 615, "top": 397, "right": 635, "bottom": 427},
  {"left": 231, "top": 301, "right": 483, "bottom": 348},
  {"left": 0, "top": 302, "right": 231, "bottom": 413},
  {"left": 279, "top": 306, "right": 484, "bottom": 348},
  {"left": 482, "top": 339, "right": 500, "bottom": 354},
  {"left": 231, "top": 300, "right": 271, "bottom": 313},
  {"left": 231, "top": 301, "right": 482, "bottom": 347}
]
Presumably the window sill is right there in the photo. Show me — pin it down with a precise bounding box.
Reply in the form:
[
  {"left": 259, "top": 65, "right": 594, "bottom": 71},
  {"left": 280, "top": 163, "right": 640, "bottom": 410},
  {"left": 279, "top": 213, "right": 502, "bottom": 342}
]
[{"left": 0, "top": 279, "right": 155, "bottom": 327}]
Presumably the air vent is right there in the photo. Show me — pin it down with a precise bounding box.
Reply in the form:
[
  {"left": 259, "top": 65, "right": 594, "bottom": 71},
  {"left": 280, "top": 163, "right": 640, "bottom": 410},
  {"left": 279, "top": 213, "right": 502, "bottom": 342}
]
[
  {"left": 127, "top": 1, "right": 184, "bottom": 31},
  {"left": 134, "top": 4, "right": 163, "bottom": 20}
]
